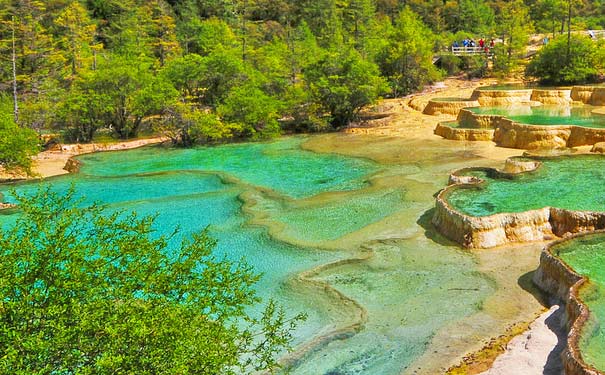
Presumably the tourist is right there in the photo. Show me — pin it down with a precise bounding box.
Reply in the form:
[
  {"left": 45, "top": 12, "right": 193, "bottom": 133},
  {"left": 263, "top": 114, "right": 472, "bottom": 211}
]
[
  {"left": 589, "top": 30, "right": 595, "bottom": 39},
  {"left": 479, "top": 38, "right": 485, "bottom": 48},
  {"left": 490, "top": 39, "right": 495, "bottom": 48},
  {"left": 453, "top": 40, "right": 460, "bottom": 48}
]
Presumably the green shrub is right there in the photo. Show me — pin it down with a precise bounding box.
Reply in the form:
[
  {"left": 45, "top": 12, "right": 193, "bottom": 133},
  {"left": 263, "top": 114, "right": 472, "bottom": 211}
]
[{"left": 526, "top": 34, "right": 603, "bottom": 84}]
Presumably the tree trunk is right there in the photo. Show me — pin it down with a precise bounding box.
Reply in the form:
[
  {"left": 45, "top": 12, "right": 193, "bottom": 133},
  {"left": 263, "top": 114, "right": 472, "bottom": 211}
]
[
  {"left": 11, "top": 16, "right": 19, "bottom": 124},
  {"left": 566, "top": 0, "right": 572, "bottom": 63}
]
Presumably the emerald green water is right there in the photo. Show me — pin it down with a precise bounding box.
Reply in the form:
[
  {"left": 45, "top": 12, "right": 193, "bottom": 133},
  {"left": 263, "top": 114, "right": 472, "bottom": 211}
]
[
  {"left": 447, "top": 155, "right": 605, "bottom": 217},
  {"left": 469, "top": 105, "right": 605, "bottom": 128},
  {"left": 0, "top": 136, "right": 505, "bottom": 374},
  {"left": 554, "top": 235, "right": 605, "bottom": 371}
]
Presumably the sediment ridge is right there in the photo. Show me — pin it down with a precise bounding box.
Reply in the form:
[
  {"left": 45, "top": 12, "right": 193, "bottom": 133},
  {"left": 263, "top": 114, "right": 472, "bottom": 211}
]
[
  {"left": 533, "top": 233, "right": 605, "bottom": 375},
  {"left": 436, "top": 108, "right": 605, "bottom": 150},
  {"left": 432, "top": 156, "right": 605, "bottom": 249}
]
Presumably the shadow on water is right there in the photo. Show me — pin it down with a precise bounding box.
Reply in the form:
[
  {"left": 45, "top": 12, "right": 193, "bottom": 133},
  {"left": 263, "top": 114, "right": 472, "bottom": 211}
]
[{"left": 416, "top": 208, "right": 459, "bottom": 247}]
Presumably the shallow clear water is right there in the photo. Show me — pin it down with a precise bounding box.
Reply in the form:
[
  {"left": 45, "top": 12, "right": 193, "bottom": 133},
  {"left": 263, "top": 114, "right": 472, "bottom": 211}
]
[
  {"left": 75, "top": 137, "right": 375, "bottom": 198},
  {"left": 447, "top": 155, "right": 605, "bottom": 217},
  {"left": 0, "top": 135, "right": 523, "bottom": 374},
  {"left": 554, "top": 235, "right": 605, "bottom": 371},
  {"left": 469, "top": 105, "right": 605, "bottom": 128}
]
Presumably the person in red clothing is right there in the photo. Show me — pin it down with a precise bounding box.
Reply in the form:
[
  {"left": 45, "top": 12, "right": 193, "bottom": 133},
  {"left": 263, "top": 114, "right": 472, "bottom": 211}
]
[{"left": 479, "top": 38, "right": 485, "bottom": 48}]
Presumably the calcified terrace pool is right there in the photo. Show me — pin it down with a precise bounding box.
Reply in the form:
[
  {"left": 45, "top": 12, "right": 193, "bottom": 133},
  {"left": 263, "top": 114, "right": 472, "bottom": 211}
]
[
  {"left": 553, "top": 234, "right": 605, "bottom": 372},
  {"left": 446, "top": 155, "right": 605, "bottom": 217},
  {"left": 468, "top": 105, "right": 605, "bottom": 128},
  {"left": 2, "top": 135, "right": 521, "bottom": 374}
]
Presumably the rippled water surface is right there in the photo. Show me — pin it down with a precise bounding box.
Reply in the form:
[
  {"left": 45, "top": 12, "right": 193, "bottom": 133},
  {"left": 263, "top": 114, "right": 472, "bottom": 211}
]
[{"left": 0, "top": 135, "right": 539, "bottom": 374}]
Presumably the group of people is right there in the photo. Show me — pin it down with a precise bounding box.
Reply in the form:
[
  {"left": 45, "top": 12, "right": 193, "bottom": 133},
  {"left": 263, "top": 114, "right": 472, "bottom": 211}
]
[{"left": 452, "top": 38, "right": 496, "bottom": 53}]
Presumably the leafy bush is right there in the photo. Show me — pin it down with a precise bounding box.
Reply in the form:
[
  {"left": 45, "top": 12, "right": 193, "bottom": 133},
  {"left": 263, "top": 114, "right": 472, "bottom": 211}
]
[
  {"left": 217, "top": 84, "right": 283, "bottom": 139},
  {"left": 0, "top": 187, "right": 305, "bottom": 374},
  {"left": 526, "top": 34, "right": 603, "bottom": 84},
  {"left": 0, "top": 96, "right": 39, "bottom": 174}
]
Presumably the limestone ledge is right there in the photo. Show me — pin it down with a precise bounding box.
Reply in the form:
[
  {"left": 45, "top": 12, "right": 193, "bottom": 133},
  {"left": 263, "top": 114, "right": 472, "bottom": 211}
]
[
  {"left": 470, "top": 88, "right": 534, "bottom": 106},
  {"left": 457, "top": 108, "right": 509, "bottom": 129},
  {"left": 432, "top": 157, "right": 605, "bottom": 249},
  {"left": 0, "top": 202, "right": 16, "bottom": 210},
  {"left": 63, "top": 158, "right": 82, "bottom": 173},
  {"left": 571, "top": 86, "right": 605, "bottom": 106},
  {"left": 531, "top": 89, "right": 573, "bottom": 105},
  {"left": 423, "top": 99, "right": 480, "bottom": 116},
  {"left": 433, "top": 123, "right": 493, "bottom": 142},
  {"left": 533, "top": 233, "right": 605, "bottom": 375},
  {"left": 436, "top": 108, "right": 605, "bottom": 150},
  {"left": 426, "top": 87, "right": 601, "bottom": 119},
  {"left": 494, "top": 122, "right": 605, "bottom": 149}
]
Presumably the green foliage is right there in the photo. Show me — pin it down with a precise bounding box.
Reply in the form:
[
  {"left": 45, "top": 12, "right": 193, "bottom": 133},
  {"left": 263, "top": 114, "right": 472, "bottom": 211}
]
[
  {"left": 84, "top": 55, "right": 179, "bottom": 139},
  {"left": 218, "top": 84, "right": 283, "bottom": 139},
  {"left": 377, "top": 8, "right": 442, "bottom": 96},
  {"left": 526, "top": 35, "right": 603, "bottom": 84},
  {"left": 443, "top": 0, "right": 495, "bottom": 34},
  {"left": 199, "top": 49, "right": 249, "bottom": 107},
  {"left": 304, "top": 49, "right": 388, "bottom": 128},
  {"left": 0, "top": 96, "right": 39, "bottom": 174},
  {"left": 461, "top": 55, "right": 489, "bottom": 79},
  {"left": 157, "top": 102, "right": 237, "bottom": 145},
  {"left": 2, "top": 0, "right": 604, "bottom": 145},
  {"left": 493, "top": 0, "right": 533, "bottom": 74},
  {"left": 0, "top": 187, "right": 305, "bottom": 374}
]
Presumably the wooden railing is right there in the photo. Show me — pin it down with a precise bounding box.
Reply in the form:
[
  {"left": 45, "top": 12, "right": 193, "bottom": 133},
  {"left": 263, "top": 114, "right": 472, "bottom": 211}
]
[
  {"left": 591, "top": 30, "right": 605, "bottom": 39},
  {"left": 450, "top": 46, "right": 492, "bottom": 56}
]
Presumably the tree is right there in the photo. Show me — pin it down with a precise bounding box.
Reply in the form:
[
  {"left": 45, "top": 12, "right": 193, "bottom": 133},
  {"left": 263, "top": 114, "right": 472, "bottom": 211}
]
[
  {"left": 304, "top": 48, "right": 388, "bottom": 128},
  {"left": 58, "top": 84, "right": 112, "bottom": 143},
  {"left": 218, "top": 84, "right": 283, "bottom": 139},
  {"left": 530, "top": 0, "right": 567, "bottom": 36},
  {"left": 85, "top": 55, "right": 179, "bottom": 139},
  {"left": 53, "top": 1, "right": 97, "bottom": 77},
  {"left": 494, "top": 0, "right": 533, "bottom": 73},
  {"left": 0, "top": 95, "right": 39, "bottom": 174},
  {"left": 443, "top": 0, "right": 495, "bottom": 34},
  {"left": 526, "top": 34, "right": 603, "bottom": 84},
  {"left": 376, "top": 8, "right": 442, "bottom": 96},
  {"left": 157, "top": 102, "right": 237, "bottom": 145},
  {"left": 198, "top": 49, "right": 249, "bottom": 107},
  {"left": 0, "top": 187, "right": 305, "bottom": 374}
]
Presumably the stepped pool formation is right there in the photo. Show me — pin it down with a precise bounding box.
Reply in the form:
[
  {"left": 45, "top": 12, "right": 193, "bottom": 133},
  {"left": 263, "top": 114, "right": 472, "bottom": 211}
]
[
  {"left": 534, "top": 233, "right": 605, "bottom": 375},
  {"left": 433, "top": 155, "right": 605, "bottom": 248},
  {"left": 435, "top": 105, "right": 605, "bottom": 149},
  {"left": 433, "top": 152, "right": 605, "bottom": 374},
  {"left": 430, "top": 85, "right": 605, "bottom": 149},
  {"left": 468, "top": 105, "right": 605, "bottom": 128},
  {"left": 1, "top": 135, "right": 542, "bottom": 374}
]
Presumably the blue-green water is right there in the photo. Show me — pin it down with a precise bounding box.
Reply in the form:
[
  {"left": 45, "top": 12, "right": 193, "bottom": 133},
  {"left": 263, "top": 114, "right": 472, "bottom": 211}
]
[
  {"left": 554, "top": 235, "right": 605, "bottom": 371},
  {"left": 447, "top": 155, "right": 605, "bottom": 217},
  {"left": 469, "top": 105, "right": 605, "bottom": 128},
  {"left": 1, "top": 136, "right": 500, "bottom": 374}
]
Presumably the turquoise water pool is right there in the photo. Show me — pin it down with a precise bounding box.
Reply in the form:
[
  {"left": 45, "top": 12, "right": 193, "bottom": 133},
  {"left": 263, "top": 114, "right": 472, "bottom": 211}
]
[
  {"left": 469, "top": 105, "right": 605, "bottom": 128},
  {"left": 554, "top": 235, "right": 605, "bottom": 372},
  {"left": 447, "top": 155, "right": 605, "bottom": 217},
  {"left": 0, "top": 136, "right": 498, "bottom": 374}
]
